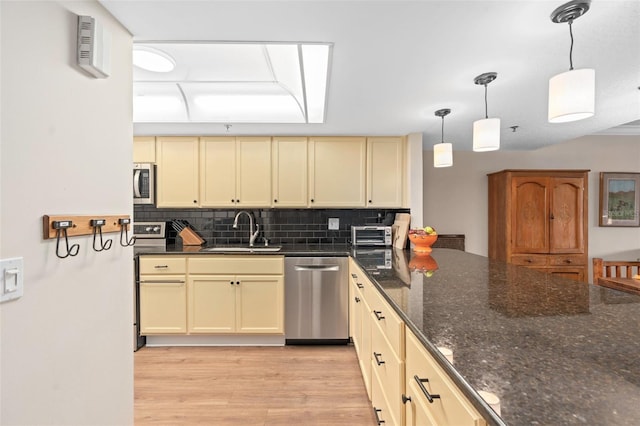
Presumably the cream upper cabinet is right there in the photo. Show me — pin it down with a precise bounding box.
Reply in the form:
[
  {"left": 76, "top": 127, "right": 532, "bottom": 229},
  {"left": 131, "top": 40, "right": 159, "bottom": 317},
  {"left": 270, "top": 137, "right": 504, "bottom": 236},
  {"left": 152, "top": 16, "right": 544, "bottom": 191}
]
[
  {"left": 366, "top": 137, "right": 404, "bottom": 208},
  {"left": 272, "top": 137, "right": 308, "bottom": 207},
  {"left": 308, "top": 137, "right": 366, "bottom": 207},
  {"left": 156, "top": 136, "right": 200, "bottom": 207},
  {"left": 200, "top": 136, "right": 272, "bottom": 207},
  {"left": 200, "top": 137, "right": 236, "bottom": 207},
  {"left": 133, "top": 136, "right": 156, "bottom": 163}
]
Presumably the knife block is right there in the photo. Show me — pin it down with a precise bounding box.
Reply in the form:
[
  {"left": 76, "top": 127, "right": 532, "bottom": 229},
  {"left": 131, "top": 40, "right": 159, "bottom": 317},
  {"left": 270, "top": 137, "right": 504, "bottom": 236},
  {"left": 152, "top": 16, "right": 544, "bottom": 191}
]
[{"left": 179, "top": 227, "right": 205, "bottom": 246}]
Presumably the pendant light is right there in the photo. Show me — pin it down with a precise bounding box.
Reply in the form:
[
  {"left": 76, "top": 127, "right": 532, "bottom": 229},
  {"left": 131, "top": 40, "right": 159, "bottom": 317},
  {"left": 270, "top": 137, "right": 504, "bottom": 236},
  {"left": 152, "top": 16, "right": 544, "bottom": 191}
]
[
  {"left": 548, "top": 0, "right": 595, "bottom": 123},
  {"left": 473, "top": 72, "right": 500, "bottom": 152},
  {"left": 433, "top": 108, "right": 453, "bottom": 168}
]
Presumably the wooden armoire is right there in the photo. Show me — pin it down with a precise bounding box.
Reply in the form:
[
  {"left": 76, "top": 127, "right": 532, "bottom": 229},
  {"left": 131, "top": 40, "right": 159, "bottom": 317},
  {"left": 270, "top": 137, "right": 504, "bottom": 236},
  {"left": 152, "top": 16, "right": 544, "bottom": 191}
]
[{"left": 488, "top": 169, "right": 589, "bottom": 282}]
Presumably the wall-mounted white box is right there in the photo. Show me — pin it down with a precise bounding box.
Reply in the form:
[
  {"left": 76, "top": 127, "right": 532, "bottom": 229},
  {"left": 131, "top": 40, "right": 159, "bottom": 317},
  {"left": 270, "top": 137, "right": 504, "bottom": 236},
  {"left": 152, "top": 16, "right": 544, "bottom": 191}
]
[{"left": 1, "top": 257, "right": 24, "bottom": 303}]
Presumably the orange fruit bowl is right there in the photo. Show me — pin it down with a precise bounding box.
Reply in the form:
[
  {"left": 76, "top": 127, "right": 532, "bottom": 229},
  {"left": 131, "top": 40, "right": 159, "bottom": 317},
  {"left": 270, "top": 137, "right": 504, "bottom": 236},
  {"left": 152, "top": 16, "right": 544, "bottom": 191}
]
[{"left": 408, "top": 233, "right": 438, "bottom": 253}]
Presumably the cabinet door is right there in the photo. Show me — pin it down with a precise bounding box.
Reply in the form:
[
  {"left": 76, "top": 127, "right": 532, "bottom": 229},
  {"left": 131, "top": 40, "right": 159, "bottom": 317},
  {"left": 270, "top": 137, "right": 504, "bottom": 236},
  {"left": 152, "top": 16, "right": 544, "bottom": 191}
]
[
  {"left": 272, "top": 137, "right": 308, "bottom": 207},
  {"left": 236, "top": 137, "right": 272, "bottom": 207},
  {"left": 360, "top": 296, "right": 373, "bottom": 399},
  {"left": 140, "top": 276, "right": 187, "bottom": 334},
  {"left": 366, "top": 137, "right": 404, "bottom": 208},
  {"left": 549, "top": 177, "right": 585, "bottom": 254},
  {"left": 187, "top": 275, "right": 236, "bottom": 333},
  {"left": 235, "top": 275, "right": 284, "bottom": 334},
  {"left": 200, "top": 137, "right": 236, "bottom": 207},
  {"left": 308, "top": 137, "right": 366, "bottom": 207},
  {"left": 133, "top": 136, "right": 156, "bottom": 163},
  {"left": 156, "top": 136, "right": 199, "bottom": 207},
  {"left": 511, "top": 176, "right": 549, "bottom": 254},
  {"left": 548, "top": 267, "right": 585, "bottom": 282}
]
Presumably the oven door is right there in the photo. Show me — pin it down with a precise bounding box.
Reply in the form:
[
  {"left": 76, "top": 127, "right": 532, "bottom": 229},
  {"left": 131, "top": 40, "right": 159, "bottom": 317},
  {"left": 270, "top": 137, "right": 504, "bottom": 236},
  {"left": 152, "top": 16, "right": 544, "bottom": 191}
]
[{"left": 353, "top": 227, "right": 387, "bottom": 246}]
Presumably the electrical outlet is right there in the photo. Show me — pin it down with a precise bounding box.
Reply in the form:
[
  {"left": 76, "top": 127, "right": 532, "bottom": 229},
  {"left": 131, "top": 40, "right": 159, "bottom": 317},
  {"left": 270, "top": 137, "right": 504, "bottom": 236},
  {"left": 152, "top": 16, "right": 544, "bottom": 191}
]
[{"left": 328, "top": 218, "right": 339, "bottom": 230}]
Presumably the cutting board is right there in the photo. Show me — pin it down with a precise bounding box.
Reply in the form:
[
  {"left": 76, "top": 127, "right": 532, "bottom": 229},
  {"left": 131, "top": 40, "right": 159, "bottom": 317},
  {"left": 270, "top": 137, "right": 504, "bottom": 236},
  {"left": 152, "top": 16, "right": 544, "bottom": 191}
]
[{"left": 393, "top": 213, "right": 411, "bottom": 249}]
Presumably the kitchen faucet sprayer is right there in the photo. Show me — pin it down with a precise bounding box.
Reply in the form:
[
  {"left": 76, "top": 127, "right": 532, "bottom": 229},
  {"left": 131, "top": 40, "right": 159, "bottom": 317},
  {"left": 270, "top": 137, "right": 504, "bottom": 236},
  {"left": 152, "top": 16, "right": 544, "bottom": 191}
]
[{"left": 233, "top": 211, "right": 260, "bottom": 247}]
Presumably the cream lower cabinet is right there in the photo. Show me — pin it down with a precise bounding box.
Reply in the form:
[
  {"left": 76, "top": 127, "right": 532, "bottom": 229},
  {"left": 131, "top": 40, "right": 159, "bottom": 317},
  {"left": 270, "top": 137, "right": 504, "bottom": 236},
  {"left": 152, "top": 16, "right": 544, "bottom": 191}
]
[
  {"left": 187, "top": 256, "right": 284, "bottom": 334},
  {"left": 156, "top": 136, "right": 200, "bottom": 207},
  {"left": 308, "top": 137, "right": 366, "bottom": 207},
  {"left": 349, "top": 260, "right": 373, "bottom": 399},
  {"left": 139, "top": 256, "right": 187, "bottom": 334},
  {"left": 405, "top": 330, "right": 486, "bottom": 426}
]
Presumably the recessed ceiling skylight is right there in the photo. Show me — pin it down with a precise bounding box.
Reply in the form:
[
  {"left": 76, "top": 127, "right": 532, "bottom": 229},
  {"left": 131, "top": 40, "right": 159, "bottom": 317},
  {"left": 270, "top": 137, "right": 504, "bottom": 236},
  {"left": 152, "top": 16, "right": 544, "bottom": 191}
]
[
  {"left": 132, "top": 46, "right": 176, "bottom": 73},
  {"left": 132, "top": 42, "right": 332, "bottom": 124}
]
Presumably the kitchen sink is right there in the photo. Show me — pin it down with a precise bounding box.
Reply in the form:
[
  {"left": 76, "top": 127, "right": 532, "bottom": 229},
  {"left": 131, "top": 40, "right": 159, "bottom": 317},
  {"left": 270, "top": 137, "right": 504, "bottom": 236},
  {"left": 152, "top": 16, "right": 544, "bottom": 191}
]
[{"left": 202, "top": 246, "right": 282, "bottom": 253}]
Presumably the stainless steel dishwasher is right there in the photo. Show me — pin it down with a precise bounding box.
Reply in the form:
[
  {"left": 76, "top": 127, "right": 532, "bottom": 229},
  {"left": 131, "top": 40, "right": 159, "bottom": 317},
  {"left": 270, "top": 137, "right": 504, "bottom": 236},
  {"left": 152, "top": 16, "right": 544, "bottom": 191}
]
[{"left": 285, "top": 257, "right": 349, "bottom": 344}]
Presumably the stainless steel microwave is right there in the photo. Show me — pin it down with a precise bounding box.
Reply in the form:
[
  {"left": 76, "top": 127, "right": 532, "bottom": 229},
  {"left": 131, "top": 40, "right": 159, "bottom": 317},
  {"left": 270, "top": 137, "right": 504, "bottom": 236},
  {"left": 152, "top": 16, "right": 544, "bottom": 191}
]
[
  {"left": 351, "top": 226, "right": 392, "bottom": 246},
  {"left": 133, "top": 163, "right": 155, "bottom": 205}
]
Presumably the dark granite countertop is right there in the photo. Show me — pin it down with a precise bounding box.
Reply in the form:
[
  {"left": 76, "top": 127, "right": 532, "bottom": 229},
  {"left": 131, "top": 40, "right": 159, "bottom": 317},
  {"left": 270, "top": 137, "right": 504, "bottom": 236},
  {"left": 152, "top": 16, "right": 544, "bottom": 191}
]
[
  {"left": 135, "top": 244, "right": 640, "bottom": 425},
  {"left": 353, "top": 248, "right": 640, "bottom": 426}
]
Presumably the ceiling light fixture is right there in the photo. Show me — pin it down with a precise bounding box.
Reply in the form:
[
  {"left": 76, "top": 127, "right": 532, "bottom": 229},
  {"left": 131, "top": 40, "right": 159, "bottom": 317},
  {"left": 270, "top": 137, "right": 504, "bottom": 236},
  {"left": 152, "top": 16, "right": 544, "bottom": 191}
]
[
  {"left": 473, "top": 72, "right": 500, "bottom": 152},
  {"left": 434, "top": 108, "right": 453, "bottom": 168},
  {"left": 548, "top": 0, "right": 594, "bottom": 123},
  {"left": 133, "top": 46, "right": 176, "bottom": 73}
]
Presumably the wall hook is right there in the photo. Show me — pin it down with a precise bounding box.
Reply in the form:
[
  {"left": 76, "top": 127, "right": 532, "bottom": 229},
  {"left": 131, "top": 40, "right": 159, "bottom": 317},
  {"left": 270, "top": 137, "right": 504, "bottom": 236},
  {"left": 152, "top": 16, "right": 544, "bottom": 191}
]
[
  {"left": 119, "top": 218, "right": 135, "bottom": 247},
  {"left": 53, "top": 221, "right": 80, "bottom": 259},
  {"left": 91, "top": 219, "right": 113, "bottom": 252}
]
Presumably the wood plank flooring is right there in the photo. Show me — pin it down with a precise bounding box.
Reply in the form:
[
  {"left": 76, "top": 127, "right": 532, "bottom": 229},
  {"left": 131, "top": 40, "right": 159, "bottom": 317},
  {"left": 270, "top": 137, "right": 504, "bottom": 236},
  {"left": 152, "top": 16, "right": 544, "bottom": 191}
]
[{"left": 135, "top": 345, "right": 377, "bottom": 425}]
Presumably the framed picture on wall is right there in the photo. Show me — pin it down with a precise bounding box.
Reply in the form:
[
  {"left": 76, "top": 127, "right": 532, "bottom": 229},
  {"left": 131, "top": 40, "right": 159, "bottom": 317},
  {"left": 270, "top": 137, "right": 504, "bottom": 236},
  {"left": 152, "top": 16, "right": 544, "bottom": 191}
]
[{"left": 599, "top": 172, "right": 640, "bottom": 227}]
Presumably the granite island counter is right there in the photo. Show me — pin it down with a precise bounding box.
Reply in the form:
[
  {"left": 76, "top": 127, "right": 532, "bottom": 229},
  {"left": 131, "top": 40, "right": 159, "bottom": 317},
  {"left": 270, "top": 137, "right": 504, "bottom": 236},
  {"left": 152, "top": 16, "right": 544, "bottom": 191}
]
[
  {"left": 352, "top": 248, "right": 640, "bottom": 426},
  {"left": 135, "top": 244, "right": 640, "bottom": 425}
]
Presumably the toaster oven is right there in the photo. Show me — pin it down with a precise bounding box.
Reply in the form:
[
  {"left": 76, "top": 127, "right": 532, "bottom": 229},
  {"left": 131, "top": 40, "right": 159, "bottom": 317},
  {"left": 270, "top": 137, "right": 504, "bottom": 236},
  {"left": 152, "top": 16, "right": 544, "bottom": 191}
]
[{"left": 351, "top": 226, "right": 392, "bottom": 247}]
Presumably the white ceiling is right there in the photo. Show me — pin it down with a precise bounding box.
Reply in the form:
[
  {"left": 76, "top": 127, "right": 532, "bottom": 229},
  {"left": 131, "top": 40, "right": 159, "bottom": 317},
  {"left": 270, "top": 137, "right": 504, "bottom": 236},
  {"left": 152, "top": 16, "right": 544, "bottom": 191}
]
[{"left": 100, "top": 0, "right": 640, "bottom": 150}]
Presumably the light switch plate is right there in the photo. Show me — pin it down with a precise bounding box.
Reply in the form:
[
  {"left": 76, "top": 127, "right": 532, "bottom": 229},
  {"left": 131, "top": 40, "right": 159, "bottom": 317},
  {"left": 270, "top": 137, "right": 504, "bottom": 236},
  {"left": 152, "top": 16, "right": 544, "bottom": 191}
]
[
  {"left": 328, "top": 218, "right": 339, "bottom": 230},
  {"left": 1, "top": 257, "right": 24, "bottom": 303}
]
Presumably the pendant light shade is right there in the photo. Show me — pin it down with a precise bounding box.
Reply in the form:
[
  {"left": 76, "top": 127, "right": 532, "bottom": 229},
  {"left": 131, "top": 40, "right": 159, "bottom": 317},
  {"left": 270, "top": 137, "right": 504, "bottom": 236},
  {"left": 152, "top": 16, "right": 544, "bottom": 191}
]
[
  {"left": 472, "top": 72, "right": 500, "bottom": 152},
  {"left": 473, "top": 117, "right": 501, "bottom": 152},
  {"left": 433, "top": 108, "right": 453, "bottom": 168},
  {"left": 434, "top": 142, "right": 453, "bottom": 168},
  {"left": 548, "top": 0, "right": 595, "bottom": 123}
]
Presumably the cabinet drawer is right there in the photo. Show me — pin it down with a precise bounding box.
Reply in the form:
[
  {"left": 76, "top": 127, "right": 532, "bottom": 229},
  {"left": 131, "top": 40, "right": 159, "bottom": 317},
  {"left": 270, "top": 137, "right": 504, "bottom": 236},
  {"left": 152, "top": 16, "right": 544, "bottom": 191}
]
[
  {"left": 510, "top": 254, "right": 547, "bottom": 266},
  {"left": 371, "top": 318, "right": 404, "bottom": 425},
  {"left": 548, "top": 255, "right": 585, "bottom": 266},
  {"left": 369, "top": 287, "right": 405, "bottom": 356},
  {"left": 188, "top": 255, "right": 283, "bottom": 274},
  {"left": 139, "top": 256, "right": 186, "bottom": 274},
  {"left": 372, "top": 361, "right": 399, "bottom": 426},
  {"left": 406, "top": 330, "right": 485, "bottom": 426}
]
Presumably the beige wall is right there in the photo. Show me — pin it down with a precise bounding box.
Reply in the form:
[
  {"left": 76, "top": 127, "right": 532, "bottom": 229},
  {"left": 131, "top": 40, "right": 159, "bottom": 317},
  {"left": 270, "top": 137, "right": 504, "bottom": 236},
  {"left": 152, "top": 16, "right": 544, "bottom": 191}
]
[
  {"left": 423, "top": 135, "right": 640, "bottom": 281},
  {"left": 0, "top": 1, "right": 133, "bottom": 424}
]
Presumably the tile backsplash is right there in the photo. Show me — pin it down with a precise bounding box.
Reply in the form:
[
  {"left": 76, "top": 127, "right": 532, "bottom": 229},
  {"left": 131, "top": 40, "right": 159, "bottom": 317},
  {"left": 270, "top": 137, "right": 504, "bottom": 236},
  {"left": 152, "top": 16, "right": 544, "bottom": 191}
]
[{"left": 134, "top": 206, "right": 410, "bottom": 246}]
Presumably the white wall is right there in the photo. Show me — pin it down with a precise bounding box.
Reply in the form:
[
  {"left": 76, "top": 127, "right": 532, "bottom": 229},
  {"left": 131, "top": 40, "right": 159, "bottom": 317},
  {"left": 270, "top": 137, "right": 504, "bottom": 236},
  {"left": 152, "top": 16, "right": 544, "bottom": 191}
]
[
  {"left": 0, "top": 2, "right": 133, "bottom": 424},
  {"left": 423, "top": 135, "right": 640, "bottom": 281}
]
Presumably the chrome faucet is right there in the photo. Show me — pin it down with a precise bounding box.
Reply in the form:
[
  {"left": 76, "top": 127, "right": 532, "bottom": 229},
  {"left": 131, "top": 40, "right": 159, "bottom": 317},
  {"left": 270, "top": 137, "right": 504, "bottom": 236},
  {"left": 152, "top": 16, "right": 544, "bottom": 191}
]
[{"left": 233, "top": 211, "right": 260, "bottom": 247}]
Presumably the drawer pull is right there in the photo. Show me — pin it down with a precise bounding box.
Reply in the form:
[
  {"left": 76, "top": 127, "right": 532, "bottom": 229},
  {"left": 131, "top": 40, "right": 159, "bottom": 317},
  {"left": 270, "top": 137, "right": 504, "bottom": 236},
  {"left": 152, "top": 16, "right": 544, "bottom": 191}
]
[
  {"left": 357, "top": 283, "right": 364, "bottom": 289},
  {"left": 351, "top": 273, "right": 358, "bottom": 279},
  {"left": 402, "top": 394, "right": 412, "bottom": 404},
  {"left": 373, "top": 352, "right": 385, "bottom": 366},
  {"left": 373, "top": 407, "right": 385, "bottom": 425},
  {"left": 374, "top": 310, "right": 385, "bottom": 321},
  {"left": 525, "top": 259, "right": 532, "bottom": 263},
  {"left": 355, "top": 297, "right": 360, "bottom": 303},
  {"left": 565, "top": 259, "right": 572, "bottom": 264},
  {"left": 414, "top": 375, "right": 440, "bottom": 403},
  {"left": 154, "top": 265, "right": 169, "bottom": 269}
]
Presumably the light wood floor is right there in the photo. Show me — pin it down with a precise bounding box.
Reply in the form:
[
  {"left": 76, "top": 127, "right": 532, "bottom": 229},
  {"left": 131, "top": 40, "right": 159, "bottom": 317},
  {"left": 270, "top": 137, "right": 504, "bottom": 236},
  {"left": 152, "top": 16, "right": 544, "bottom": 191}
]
[{"left": 135, "top": 345, "right": 377, "bottom": 425}]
